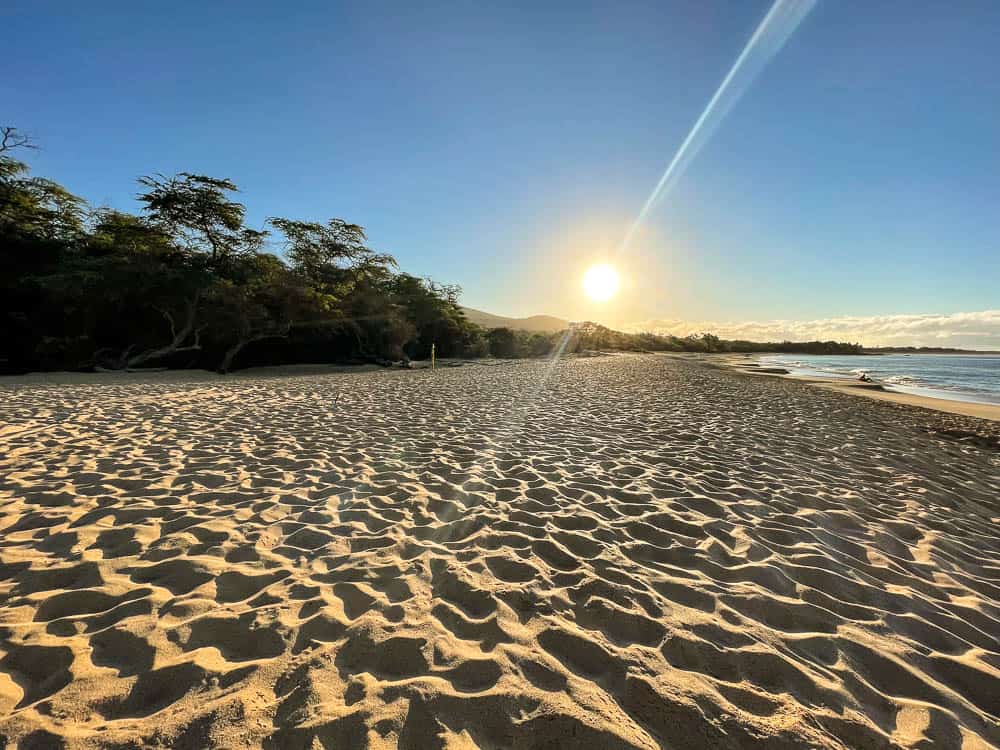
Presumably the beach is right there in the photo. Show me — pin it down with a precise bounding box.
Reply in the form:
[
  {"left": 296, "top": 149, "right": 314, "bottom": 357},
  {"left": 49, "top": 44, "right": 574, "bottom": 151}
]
[
  {"left": 722, "top": 354, "right": 1000, "bottom": 426},
  {"left": 1, "top": 353, "right": 998, "bottom": 749}
]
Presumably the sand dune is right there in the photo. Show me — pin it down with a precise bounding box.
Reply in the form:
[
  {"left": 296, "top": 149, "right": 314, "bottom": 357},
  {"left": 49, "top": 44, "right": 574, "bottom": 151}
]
[{"left": 1, "top": 355, "right": 998, "bottom": 749}]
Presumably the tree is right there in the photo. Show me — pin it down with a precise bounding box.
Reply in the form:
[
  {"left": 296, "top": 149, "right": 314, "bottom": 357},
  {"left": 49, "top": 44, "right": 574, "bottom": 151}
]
[
  {"left": 268, "top": 217, "right": 393, "bottom": 283},
  {"left": 488, "top": 327, "right": 519, "bottom": 358},
  {"left": 89, "top": 209, "right": 179, "bottom": 258},
  {"left": 0, "top": 126, "right": 35, "bottom": 156},
  {"left": 207, "top": 253, "right": 310, "bottom": 373},
  {"left": 94, "top": 295, "right": 204, "bottom": 371},
  {"left": 137, "top": 173, "right": 262, "bottom": 263},
  {"left": 1, "top": 128, "right": 85, "bottom": 242},
  {"left": 389, "top": 274, "right": 474, "bottom": 359}
]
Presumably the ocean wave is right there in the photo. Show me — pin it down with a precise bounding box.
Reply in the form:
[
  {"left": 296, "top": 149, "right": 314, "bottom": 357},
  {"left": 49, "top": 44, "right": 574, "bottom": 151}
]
[{"left": 764, "top": 353, "right": 1000, "bottom": 405}]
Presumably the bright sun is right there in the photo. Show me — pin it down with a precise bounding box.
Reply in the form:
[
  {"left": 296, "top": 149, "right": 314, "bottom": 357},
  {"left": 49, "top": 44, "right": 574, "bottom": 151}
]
[{"left": 583, "top": 263, "right": 620, "bottom": 302}]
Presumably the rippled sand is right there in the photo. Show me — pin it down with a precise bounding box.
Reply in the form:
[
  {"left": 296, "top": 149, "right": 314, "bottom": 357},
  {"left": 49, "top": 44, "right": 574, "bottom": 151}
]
[{"left": 1, "top": 354, "right": 998, "bottom": 749}]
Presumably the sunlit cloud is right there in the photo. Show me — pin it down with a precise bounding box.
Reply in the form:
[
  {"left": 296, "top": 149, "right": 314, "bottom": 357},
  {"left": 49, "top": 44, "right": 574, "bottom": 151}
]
[{"left": 623, "top": 310, "right": 1000, "bottom": 349}]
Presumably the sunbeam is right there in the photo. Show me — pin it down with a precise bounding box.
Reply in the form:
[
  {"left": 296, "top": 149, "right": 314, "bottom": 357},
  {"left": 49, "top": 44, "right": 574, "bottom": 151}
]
[{"left": 616, "top": 0, "right": 817, "bottom": 256}]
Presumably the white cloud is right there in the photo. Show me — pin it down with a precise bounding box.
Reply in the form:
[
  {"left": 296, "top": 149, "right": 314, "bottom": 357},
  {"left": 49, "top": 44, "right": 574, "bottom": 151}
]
[{"left": 622, "top": 310, "right": 1000, "bottom": 349}]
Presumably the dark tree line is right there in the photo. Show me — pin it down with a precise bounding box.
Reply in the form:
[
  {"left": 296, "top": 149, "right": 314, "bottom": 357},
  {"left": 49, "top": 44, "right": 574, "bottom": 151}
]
[
  {"left": 0, "top": 128, "right": 487, "bottom": 373},
  {"left": 0, "top": 126, "right": 861, "bottom": 374},
  {"left": 484, "top": 324, "right": 863, "bottom": 358}
]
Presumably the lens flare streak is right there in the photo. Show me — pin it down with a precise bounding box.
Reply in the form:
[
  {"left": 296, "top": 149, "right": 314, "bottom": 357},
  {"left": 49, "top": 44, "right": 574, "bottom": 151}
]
[{"left": 617, "top": 0, "right": 817, "bottom": 256}]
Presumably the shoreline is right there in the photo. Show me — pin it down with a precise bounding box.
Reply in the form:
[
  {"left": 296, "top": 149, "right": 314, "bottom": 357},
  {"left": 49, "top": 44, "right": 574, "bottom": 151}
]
[{"left": 718, "top": 354, "right": 1000, "bottom": 422}]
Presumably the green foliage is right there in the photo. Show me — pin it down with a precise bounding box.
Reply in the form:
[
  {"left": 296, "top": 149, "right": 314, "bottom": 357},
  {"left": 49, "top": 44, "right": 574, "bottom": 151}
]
[
  {"left": 269, "top": 217, "right": 386, "bottom": 282},
  {"left": 1, "top": 128, "right": 86, "bottom": 242},
  {"left": 390, "top": 274, "right": 471, "bottom": 359},
  {"left": 0, "top": 130, "right": 481, "bottom": 373},
  {"left": 450, "top": 323, "right": 862, "bottom": 360},
  {"left": 487, "top": 327, "right": 519, "bottom": 358},
  {"left": 90, "top": 209, "right": 177, "bottom": 257},
  {"left": 137, "top": 172, "right": 258, "bottom": 263}
]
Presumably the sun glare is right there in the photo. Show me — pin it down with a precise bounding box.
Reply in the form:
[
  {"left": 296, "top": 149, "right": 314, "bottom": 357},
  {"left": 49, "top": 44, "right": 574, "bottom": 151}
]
[{"left": 583, "top": 264, "right": 620, "bottom": 302}]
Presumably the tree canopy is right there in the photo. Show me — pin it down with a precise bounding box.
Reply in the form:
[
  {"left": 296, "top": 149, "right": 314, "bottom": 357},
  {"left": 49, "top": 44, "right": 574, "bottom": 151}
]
[{"left": 0, "top": 127, "right": 478, "bottom": 373}]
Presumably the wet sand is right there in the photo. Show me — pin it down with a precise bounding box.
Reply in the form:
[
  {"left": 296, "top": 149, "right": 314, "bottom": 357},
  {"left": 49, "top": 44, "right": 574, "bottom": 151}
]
[{"left": 1, "top": 354, "right": 998, "bottom": 749}]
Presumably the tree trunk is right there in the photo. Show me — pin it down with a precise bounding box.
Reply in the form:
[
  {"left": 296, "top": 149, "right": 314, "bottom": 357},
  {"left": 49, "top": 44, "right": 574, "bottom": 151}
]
[
  {"left": 217, "top": 323, "right": 291, "bottom": 374},
  {"left": 125, "top": 297, "right": 202, "bottom": 369},
  {"left": 218, "top": 339, "right": 247, "bottom": 374},
  {"left": 94, "top": 297, "right": 201, "bottom": 371}
]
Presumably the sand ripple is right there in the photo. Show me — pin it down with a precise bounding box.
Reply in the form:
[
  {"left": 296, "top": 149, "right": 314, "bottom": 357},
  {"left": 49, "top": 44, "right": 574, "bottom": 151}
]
[{"left": 1, "top": 355, "right": 998, "bottom": 749}]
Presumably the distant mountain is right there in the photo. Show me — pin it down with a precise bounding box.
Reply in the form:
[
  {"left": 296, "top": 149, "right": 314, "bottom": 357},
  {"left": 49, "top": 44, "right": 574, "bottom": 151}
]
[{"left": 461, "top": 307, "right": 569, "bottom": 332}]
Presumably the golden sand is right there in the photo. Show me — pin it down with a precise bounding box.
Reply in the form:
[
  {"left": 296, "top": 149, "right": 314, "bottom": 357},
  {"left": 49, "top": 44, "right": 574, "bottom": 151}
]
[{"left": 1, "top": 355, "right": 998, "bottom": 748}]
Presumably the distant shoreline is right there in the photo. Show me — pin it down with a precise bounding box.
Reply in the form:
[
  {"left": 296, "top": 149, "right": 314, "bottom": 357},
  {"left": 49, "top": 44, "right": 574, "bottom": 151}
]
[{"left": 719, "top": 353, "right": 1000, "bottom": 422}]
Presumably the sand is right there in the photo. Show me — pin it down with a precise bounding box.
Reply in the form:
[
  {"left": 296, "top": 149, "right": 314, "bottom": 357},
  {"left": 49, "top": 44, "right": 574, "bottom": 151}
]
[{"left": 1, "top": 354, "right": 998, "bottom": 749}]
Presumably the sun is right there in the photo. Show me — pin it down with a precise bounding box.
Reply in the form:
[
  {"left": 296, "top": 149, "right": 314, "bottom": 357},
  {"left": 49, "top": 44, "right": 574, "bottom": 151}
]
[{"left": 583, "top": 263, "right": 620, "bottom": 302}]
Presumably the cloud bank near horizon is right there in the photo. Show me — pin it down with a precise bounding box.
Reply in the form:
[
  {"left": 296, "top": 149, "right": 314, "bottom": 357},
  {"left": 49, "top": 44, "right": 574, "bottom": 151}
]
[{"left": 622, "top": 310, "right": 1000, "bottom": 349}]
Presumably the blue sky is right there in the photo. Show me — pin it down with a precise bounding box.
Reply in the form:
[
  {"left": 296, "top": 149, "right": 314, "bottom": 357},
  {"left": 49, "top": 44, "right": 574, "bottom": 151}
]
[{"left": 5, "top": 0, "right": 998, "bottom": 332}]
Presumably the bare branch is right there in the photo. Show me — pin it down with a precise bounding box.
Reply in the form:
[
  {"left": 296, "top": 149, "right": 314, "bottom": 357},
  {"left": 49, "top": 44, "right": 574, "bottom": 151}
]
[
  {"left": 112, "top": 296, "right": 203, "bottom": 370},
  {"left": 0, "top": 127, "right": 37, "bottom": 155}
]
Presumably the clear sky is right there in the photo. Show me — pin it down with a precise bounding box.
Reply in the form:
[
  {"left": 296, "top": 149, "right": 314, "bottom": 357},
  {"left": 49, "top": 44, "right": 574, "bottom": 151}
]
[{"left": 5, "top": 0, "right": 999, "bottom": 336}]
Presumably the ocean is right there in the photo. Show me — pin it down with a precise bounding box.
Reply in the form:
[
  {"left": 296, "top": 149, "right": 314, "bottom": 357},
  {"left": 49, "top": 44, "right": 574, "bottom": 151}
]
[{"left": 758, "top": 353, "right": 1000, "bottom": 405}]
